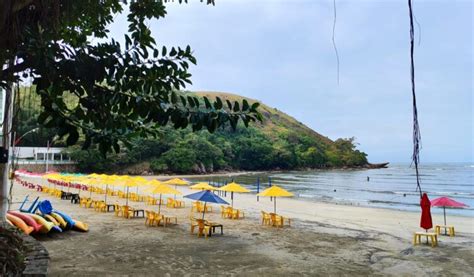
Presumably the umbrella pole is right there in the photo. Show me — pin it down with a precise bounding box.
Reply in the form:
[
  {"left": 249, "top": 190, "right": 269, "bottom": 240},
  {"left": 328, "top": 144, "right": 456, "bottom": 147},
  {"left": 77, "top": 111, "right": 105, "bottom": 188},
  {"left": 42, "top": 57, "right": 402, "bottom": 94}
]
[
  {"left": 202, "top": 202, "right": 206, "bottom": 220},
  {"left": 174, "top": 185, "right": 177, "bottom": 200},
  {"left": 158, "top": 194, "right": 162, "bottom": 214},
  {"left": 126, "top": 186, "right": 129, "bottom": 207},
  {"left": 89, "top": 186, "right": 92, "bottom": 198},
  {"left": 105, "top": 184, "right": 108, "bottom": 204},
  {"left": 231, "top": 192, "right": 234, "bottom": 208},
  {"left": 274, "top": 197, "right": 277, "bottom": 213},
  {"left": 444, "top": 206, "right": 447, "bottom": 235}
]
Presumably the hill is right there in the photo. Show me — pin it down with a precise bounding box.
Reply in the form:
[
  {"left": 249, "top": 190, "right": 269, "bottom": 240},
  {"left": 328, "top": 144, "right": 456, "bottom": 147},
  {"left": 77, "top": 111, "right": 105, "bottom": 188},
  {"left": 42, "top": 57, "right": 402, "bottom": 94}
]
[
  {"left": 15, "top": 88, "right": 368, "bottom": 174},
  {"left": 68, "top": 91, "right": 368, "bottom": 174},
  {"left": 195, "top": 91, "right": 333, "bottom": 146}
]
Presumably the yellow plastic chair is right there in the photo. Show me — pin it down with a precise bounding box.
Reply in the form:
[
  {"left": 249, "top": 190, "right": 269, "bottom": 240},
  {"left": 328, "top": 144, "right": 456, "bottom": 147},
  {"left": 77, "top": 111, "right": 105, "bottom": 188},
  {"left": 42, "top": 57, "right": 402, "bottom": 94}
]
[
  {"left": 231, "top": 208, "right": 243, "bottom": 219},
  {"left": 86, "top": 198, "right": 93, "bottom": 208},
  {"left": 114, "top": 203, "right": 122, "bottom": 217},
  {"left": 225, "top": 207, "right": 234, "bottom": 219},
  {"left": 145, "top": 196, "right": 154, "bottom": 206},
  {"left": 220, "top": 206, "right": 227, "bottom": 218},
  {"left": 152, "top": 212, "right": 163, "bottom": 226},
  {"left": 166, "top": 198, "right": 175, "bottom": 208},
  {"left": 162, "top": 214, "right": 178, "bottom": 227},
  {"left": 174, "top": 200, "right": 185, "bottom": 208},
  {"left": 97, "top": 201, "right": 107, "bottom": 213},
  {"left": 145, "top": 210, "right": 154, "bottom": 226},
  {"left": 122, "top": 205, "right": 134, "bottom": 219},
  {"left": 79, "top": 197, "right": 88, "bottom": 208},
  {"left": 196, "top": 219, "right": 211, "bottom": 238},
  {"left": 261, "top": 211, "right": 271, "bottom": 225},
  {"left": 192, "top": 202, "right": 200, "bottom": 212}
]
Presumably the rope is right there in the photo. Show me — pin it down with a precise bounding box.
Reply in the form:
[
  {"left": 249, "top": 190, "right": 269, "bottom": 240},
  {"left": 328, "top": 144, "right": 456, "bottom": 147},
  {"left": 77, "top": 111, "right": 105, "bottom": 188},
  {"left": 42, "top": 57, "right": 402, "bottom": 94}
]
[
  {"left": 408, "top": 0, "right": 422, "bottom": 198},
  {"left": 332, "top": 0, "right": 340, "bottom": 84}
]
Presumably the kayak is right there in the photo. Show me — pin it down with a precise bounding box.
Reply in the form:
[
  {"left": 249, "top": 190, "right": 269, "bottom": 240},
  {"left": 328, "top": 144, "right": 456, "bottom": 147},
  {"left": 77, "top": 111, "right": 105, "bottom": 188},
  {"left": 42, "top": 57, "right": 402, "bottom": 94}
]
[
  {"left": 53, "top": 210, "right": 75, "bottom": 229},
  {"left": 43, "top": 214, "right": 60, "bottom": 226},
  {"left": 7, "top": 210, "right": 42, "bottom": 233},
  {"left": 6, "top": 213, "right": 34, "bottom": 235},
  {"left": 73, "top": 220, "right": 89, "bottom": 232},
  {"left": 51, "top": 212, "right": 67, "bottom": 229},
  {"left": 29, "top": 213, "right": 55, "bottom": 234}
]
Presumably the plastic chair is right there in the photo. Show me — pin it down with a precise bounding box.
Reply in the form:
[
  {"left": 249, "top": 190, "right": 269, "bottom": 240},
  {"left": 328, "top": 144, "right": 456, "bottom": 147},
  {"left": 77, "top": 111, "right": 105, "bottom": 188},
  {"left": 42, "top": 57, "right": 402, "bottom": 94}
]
[
  {"left": 261, "top": 211, "right": 271, "bottom": 225},
  {"left": 145, "top": 210, "right": 154, "bottom": 226},
  {"left": 114, "top": 203, "right": 122, "bottom": 217},
  {"left": 196, "top": 219, "right": 211, "bottom": 238},
  {"left": 220, "top": 206, "right": 227, "bottom": 218},
  {"left": 122, "top": 205, "right": 134, "bottom": 219},
  {"left": 152, "top": 212, "right": 163, "bottom": 226}
]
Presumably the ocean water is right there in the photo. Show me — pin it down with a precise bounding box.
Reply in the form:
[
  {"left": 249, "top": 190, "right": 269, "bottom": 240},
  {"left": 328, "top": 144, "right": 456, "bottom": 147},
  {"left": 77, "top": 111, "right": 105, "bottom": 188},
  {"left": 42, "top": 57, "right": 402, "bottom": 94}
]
[{"left": 189, "top": 163, "right": 474, "bottom": 217}]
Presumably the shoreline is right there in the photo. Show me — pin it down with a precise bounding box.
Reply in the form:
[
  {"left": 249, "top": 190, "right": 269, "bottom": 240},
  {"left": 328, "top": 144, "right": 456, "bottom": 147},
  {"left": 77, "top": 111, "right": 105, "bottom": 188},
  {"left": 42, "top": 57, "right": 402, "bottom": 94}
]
[
  {"left": 79, "top": 164, "right": 384, "bottom": 178},
  {"left": 10, "top": 177, "right": 474, "bottom": 275}
]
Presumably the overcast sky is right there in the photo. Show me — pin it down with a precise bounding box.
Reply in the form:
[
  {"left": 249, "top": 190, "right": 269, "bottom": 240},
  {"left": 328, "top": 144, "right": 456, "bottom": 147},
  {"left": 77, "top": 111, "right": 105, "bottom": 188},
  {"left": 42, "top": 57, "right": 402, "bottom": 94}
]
[{"left": 110, "top": 0, "right": 472, "bottom": 163}]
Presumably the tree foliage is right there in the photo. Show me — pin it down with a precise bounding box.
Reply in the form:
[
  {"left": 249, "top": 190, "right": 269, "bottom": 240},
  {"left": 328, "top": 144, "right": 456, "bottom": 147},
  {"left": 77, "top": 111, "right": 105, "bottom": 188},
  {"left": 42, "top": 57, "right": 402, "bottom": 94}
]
[
  {"left": 67, "top": 125, "right": 368, "bottom": 174},
  {"left": 1, "top": 0, "right": 261, "bottom": 155}
]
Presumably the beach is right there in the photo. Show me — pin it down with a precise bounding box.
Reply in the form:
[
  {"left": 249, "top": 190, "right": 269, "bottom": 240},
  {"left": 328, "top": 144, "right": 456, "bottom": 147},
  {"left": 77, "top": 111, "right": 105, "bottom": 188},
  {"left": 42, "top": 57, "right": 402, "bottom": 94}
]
[{"left": 11, "top": 177, "right": 474, "bottom": 276}]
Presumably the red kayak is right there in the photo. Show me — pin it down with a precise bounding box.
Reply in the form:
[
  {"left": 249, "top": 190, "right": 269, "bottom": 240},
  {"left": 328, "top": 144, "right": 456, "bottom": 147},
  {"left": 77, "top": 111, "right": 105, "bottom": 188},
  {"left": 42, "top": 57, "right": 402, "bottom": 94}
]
[{"left": 7, "top": 210, "right": 42, "bottom": 233}]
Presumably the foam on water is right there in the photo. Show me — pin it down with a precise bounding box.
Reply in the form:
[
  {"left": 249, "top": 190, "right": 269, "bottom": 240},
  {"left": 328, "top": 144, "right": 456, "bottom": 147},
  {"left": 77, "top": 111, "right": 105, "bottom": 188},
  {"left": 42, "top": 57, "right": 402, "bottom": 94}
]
[{"left": 191, "top": 162, "right": 474, "bottom": 217}]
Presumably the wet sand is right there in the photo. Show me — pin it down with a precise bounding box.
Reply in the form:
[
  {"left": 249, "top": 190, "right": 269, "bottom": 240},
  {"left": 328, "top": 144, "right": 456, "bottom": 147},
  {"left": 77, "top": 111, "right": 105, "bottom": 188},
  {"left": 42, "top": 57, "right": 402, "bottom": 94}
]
[{"left": 11, "top": 177, "right": 474, "bottom": 276}]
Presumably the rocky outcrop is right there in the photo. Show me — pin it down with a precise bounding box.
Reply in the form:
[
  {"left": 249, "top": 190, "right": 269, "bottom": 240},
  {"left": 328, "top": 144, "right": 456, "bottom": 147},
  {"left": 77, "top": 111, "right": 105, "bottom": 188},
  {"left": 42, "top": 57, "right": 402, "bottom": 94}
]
[{"left": 364, "top": 162, "right": 389, "bottom": 169}]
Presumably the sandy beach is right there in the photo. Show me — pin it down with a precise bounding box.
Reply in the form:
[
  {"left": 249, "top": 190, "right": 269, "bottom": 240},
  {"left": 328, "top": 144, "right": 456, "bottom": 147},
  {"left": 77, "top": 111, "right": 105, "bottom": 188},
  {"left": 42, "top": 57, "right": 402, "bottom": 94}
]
[{"left": 10, "top": 177, "right": 474, "bottom": 276}]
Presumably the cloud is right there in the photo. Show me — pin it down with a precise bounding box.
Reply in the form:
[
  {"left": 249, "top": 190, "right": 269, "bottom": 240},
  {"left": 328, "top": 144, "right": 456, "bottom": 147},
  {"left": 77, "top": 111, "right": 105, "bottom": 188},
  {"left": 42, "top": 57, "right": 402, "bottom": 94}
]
[{"left": 108, "top": 0, "right": 473, "bottom": 163}]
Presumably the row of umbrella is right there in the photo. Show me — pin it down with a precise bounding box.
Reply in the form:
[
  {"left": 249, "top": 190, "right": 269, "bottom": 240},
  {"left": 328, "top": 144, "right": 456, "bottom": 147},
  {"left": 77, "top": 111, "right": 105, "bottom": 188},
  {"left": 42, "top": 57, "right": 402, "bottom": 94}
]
[
  {"left": 41, "top": 172, "right": 470, "bottom": 232},
  {"left": 43, "top": 173, "right": 295, "bottom": 214}
]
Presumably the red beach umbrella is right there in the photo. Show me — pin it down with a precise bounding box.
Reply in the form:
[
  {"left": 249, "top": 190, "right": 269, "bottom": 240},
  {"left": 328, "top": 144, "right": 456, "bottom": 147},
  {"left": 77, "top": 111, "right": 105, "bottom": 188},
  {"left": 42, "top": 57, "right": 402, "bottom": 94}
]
[
  {"left": 420, "top": 193, "right": 433, "bottom": 231},
  {"left": 431, "top": 197, "right": 469, "bottom": 227}
]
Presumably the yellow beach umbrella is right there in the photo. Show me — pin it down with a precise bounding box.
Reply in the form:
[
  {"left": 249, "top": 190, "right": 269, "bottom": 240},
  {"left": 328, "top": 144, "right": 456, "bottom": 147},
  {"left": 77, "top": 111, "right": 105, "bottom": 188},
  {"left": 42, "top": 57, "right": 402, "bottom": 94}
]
[
  {"left": 146, "top": 179, "right": 162, "bottom": 187},
  {"left": 257, "top": 185, "right": 293, "bottom": 213},
  {"left": 163, "top": 178, "right": 189, "bottom": 186},
  {"left": 123, "top": 179, "right": 141, "bottom": 206},
  {"left": 147, "top": 184, "right": 182, "bottom": 214},
  {"left": 163, "top": 178, "right": 189, "bottom": 199},
  {"left": 144, "top": 179, "right": 163, "bottom": 201},
  {"left": 218, "top": 182, "right": 250, "bottom": 207},
  {"left": 190, "top": 182, "right": 216, "bottom": 191},
  {"left": 80, "top": 178, "right": 102, "bottom": 197}
]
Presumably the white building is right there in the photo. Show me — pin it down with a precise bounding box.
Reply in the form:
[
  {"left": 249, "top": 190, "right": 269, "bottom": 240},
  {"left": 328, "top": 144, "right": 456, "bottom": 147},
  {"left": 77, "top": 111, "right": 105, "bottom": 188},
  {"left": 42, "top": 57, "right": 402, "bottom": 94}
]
[{"left": 14, "top": 147, "right": 72, "bottom": 163}]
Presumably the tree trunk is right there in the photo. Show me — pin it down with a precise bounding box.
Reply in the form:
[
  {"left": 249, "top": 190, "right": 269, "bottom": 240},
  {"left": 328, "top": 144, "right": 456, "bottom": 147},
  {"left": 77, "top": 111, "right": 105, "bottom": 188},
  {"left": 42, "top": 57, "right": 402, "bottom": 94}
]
[{"left": 0, "top": 84, "right": 13, "bottom": 219}]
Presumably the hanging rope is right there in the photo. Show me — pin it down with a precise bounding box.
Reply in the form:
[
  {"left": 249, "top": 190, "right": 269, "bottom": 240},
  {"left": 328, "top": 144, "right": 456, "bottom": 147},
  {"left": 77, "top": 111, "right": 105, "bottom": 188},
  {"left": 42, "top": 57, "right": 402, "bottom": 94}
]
[
  {"left": 408, "top": 0, "right": 422, "bottom": 198},
  {"left": 332, "top": 0, "right": 340, "bottom": 84}
]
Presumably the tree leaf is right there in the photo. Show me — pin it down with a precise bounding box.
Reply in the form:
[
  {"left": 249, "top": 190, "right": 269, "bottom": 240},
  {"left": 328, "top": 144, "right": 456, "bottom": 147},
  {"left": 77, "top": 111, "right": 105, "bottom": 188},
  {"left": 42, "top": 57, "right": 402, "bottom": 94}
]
[{"left": 214, "top": 96, "right": 223, "bottom": 109}]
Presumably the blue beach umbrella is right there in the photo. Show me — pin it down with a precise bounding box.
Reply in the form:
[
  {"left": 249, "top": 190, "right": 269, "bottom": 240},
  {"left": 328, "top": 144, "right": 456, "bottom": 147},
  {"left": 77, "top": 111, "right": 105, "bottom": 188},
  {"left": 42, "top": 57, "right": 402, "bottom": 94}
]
[{"left": 184, "top": 190, "right": 229, "bottom": 219}]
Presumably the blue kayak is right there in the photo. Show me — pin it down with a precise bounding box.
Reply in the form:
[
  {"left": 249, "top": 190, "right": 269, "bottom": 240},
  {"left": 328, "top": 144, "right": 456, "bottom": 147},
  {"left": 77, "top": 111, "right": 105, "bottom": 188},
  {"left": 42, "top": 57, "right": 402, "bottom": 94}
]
[{"left": 53, "top": 210, "right": 76, "bottom": 230}]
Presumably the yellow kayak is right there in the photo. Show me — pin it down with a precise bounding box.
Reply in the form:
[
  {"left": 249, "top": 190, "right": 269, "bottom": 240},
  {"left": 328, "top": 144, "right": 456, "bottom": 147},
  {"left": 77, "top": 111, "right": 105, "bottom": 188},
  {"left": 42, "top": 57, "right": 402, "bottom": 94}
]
[
  {"left": 29, "top": 214, "right": 54, "bottom": 233},
  {"left": 73, "top": 220, "right": 89, "bottom": 232},
  {"left": 51, "top": 212, "right": 67, "bottom": 229},
  {"left": 43, "top": 214, "right": 60, "bottom": 226}
]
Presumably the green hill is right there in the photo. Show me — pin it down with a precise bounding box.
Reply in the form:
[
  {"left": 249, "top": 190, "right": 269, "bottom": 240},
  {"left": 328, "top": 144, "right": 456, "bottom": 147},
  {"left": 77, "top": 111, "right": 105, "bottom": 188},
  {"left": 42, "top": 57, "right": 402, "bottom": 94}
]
[
  {"left": 15, "top": 88, "right": 368, "bottom": 174},
  {"left": 195, "top": 91, "right": 333, "bottom": 146},
  {"left": 68, "top": 91, "right": 368, "bottom": 174}
]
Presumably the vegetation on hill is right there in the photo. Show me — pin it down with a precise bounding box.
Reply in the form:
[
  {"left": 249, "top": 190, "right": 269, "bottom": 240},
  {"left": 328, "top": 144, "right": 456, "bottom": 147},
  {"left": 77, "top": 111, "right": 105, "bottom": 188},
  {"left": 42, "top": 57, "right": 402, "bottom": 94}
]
[
  {"left": 16, "top": 89, "right": 367, "bottom": 174},
  {"left": 64, "top": 92, "right": 368, "bottom": 174}
]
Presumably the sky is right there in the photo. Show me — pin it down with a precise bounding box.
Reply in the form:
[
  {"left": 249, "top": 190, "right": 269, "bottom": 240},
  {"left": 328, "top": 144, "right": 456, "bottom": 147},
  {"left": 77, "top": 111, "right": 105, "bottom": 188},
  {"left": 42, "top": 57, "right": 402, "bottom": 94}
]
[{"left": 109, "top": 0, "right": 473, "bottom": 163}]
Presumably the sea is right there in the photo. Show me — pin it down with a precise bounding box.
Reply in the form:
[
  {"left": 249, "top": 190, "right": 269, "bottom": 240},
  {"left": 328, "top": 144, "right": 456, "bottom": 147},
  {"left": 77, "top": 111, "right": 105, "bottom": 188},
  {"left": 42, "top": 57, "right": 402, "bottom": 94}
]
[{"left": 188, "top": 163, "right": 474, "bottom": 217}]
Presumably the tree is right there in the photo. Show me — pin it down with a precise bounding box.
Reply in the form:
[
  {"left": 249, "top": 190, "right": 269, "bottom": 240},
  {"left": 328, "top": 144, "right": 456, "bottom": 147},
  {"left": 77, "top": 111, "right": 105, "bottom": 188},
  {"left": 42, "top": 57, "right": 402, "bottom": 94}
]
[{"left": 0, "top": 1, "right": 261, "bottom": 217}]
